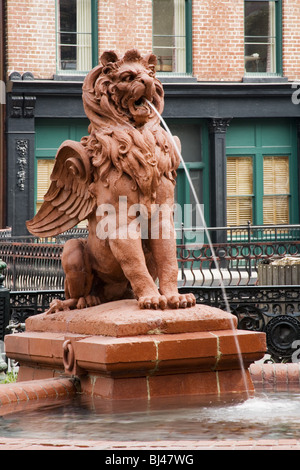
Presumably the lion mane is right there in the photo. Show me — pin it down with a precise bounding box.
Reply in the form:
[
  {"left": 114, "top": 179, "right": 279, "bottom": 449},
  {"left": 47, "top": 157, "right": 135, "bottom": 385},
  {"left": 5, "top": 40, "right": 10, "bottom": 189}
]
[{"left": 81, "top": 49, "right": 180, "bottom": 207}]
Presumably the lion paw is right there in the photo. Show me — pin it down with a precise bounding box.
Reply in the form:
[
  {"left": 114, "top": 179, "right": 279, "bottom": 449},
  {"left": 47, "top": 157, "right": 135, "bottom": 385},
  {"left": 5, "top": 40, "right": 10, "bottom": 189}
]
[
  {"left": 138, "top": 295, "right": 168, "bottom": 310},
  {"left": 45, "top": 299, "right": 74, "bottom": 315},
  {"left": 77, "top": 295, "right": 101, "bottom": 309},
  {"left": 45, "top": 296, "right": 101, "bottom": 314},
  {"left": 165, "top": 293, "right": 196, "bottom": 309}
]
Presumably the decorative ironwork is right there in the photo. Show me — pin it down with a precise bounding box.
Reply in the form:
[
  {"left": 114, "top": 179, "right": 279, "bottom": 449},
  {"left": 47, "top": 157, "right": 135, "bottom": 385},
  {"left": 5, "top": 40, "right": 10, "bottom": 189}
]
[
  {"left": 179, "top": 285, "right": 300, "bottom": 363},
  {"left": 16, "top": 139, "right": 28, "bottom": 191},
  {"left": 208, "top": 118, "right": 231, "bottom": 134},
  {"left": 265, "top": 315, "right": 300, "bottom": 362},
  {"left": 9, "top": 290, "right": 65, "bottom": 324}
]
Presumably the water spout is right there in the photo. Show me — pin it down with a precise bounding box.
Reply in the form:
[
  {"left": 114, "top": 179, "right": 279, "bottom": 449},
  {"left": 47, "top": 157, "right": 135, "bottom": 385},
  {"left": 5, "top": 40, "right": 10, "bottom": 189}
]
[{"left": 147, "top": 100, "right": 249, "bottom": 395}]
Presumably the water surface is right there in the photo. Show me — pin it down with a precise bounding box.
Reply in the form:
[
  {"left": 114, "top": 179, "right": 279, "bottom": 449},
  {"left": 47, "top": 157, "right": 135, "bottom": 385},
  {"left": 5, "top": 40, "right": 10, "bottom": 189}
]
[{"left": 1, "top": 392, "right": 299, "bottom": 442}]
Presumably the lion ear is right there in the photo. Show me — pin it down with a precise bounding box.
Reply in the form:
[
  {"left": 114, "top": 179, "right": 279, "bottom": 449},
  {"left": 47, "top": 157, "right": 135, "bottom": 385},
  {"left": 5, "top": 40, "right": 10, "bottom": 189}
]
[
  {"left": 144, "top": 53, "right": 157, "bottom": 67},
  {"left": 100, "top": 50, "right": 119, "bottom": 66}
]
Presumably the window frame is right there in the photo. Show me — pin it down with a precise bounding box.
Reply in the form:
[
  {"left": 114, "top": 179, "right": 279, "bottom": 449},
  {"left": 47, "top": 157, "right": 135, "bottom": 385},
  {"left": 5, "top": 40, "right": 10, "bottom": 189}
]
[
  {"left": 226, "top": 120, "right": 298, "bottom": 228},
  {"left": 152, "top": 0, "right": 193, "bottom": 77},
  {"left": 55, "top": 0, "right": 98, "bottom": 76},
  {"left": 244, "top": 0, "right": 283, "bottom": 78}
]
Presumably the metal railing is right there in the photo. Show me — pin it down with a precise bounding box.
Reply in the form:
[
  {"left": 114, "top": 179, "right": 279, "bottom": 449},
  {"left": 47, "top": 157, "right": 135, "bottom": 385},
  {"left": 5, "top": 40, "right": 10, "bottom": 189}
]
[
  {"left": 177, "top": 223, "right": 300, "bottom": 287},
  {"left": 1, "top": 224, "right": 300, "bottom": 291},
  {"left": 1, "top": 223, "right": 300, "bottom": 363}
]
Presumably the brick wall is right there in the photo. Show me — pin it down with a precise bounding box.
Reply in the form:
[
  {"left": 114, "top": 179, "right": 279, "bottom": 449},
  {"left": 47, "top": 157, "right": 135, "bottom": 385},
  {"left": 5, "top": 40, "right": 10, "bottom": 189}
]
[
  {"left": 98, "top": 0, "right": 153, "bottom": 59},
  {"left": 282, "top": 0, "right": 300, "bottom": 81},
  {"left": 192, "top": 0, "right": 245, "bottom": 82},
  {"left": 4, "top": 0, "right": 300, "bottom": 82},
  {"left": 6, "top": 0, "right": 56, "bottom": 79}
]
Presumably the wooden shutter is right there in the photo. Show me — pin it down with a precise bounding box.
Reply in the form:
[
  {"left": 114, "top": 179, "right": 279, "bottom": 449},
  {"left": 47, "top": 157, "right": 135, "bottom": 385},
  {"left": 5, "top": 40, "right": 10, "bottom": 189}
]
[
  {"left": 227, "top": 157, "right": 253, "bottom": 226},
  {"left": 263, "top": 156, "right": 289, "bottom": 224},
  {"left": 36, "top": 159, "right": 55, "bottom": 213}
]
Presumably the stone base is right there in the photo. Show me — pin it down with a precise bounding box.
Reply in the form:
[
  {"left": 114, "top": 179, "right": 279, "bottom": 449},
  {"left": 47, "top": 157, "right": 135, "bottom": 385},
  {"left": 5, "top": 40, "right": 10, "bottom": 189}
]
[{"left": 5, "top": 300, "right": 266, "bottom": 399}]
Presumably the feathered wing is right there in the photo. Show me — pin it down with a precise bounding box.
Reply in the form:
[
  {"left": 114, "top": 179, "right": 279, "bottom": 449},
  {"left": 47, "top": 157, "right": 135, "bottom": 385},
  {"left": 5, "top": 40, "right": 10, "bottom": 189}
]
[{"left": 26, "top": 140, "right": 96, "bottom": 237}]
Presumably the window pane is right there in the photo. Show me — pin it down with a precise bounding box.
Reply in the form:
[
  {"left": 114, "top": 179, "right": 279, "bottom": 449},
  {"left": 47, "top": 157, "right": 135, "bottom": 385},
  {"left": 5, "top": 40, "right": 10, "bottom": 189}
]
[
  {"left": 153, "top": 0, "right": 186, "bottom": 73},
  {"left": 245, "top": 1, "right": 276, "bottom": 73},
  {"left": 58, "top": 0, "right": 92, "bottom": 72}
]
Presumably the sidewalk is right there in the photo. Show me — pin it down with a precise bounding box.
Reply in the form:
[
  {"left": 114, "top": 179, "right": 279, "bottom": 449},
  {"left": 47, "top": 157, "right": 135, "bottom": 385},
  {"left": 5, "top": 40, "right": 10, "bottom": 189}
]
[{"left": 1, "top": 437, "right": 300, "bottom": 450}]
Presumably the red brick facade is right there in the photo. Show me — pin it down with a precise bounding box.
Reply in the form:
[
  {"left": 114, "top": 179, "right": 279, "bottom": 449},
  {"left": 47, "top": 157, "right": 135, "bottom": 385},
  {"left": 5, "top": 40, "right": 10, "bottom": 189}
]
[
  {"left": 282, "top": 0, "right": 300, "bottom": 81},
  {"left": 4, "top": 0, "right": 300, "bottom": 81},
  {"left": 6, "top": 0, "right": 56, "bottom": 80}
]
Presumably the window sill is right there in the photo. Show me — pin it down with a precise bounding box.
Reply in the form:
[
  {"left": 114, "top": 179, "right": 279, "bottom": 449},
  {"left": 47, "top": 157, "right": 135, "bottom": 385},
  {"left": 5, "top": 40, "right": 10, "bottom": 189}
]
[
  {"left": 53, "top": 74, "right": 87, "bottom": 82},
  {"left": 157, "top": 73, "right": 197, "bottom": 83},
  {"left": 243, "top": 74, "right": 288, "bottom": 83}
]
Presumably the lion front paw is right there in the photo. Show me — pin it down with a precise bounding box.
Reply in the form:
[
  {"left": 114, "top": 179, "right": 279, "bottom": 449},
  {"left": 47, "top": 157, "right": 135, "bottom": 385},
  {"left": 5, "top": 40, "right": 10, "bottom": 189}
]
[
  {"left": 138, "top": 295, "right": 168, "bottom": 310},
  {"left": 45, "top": 299, "right": 75, "bottom": 315},
  {"left": 165, "top": 292, "right": 196, "bottom": 309}
]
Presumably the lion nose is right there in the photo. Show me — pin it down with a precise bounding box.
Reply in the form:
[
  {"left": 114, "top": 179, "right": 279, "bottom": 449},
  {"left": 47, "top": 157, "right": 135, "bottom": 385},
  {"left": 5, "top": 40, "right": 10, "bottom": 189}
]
[{"left": 141, "top": 74, "right": 154, "bottom": 99}]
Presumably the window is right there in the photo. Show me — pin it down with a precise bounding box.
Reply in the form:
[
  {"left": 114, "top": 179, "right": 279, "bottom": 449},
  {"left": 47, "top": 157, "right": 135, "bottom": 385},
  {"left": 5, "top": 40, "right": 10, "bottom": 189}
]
[
  {"left": 56, "top": 0, "right": 98, "bottom": 74},
  {"left": 226, "top": 119, "right": 298, "bottom": 228},
  {"left": 227, "top": 157, "right": 253, "bottom": 226},
  {"left": 36, "top": 160, "right": 55, "bottom": 213},
  {"left": 263, "top": 156, "right": 290, "bottom": 224},
  {"left": 244, "top": 0, "right": 282, "bottom": 75},
  {"left": 152, "top": 0, "right": 192, "bottom": 75}
]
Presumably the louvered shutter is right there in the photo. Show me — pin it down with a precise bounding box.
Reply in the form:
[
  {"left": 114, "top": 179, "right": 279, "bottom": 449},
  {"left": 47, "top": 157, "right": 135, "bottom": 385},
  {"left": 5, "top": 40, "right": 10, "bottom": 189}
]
[
  {"left": 36, "top": 159, "right": 55, "bottom": 213},
  {"left": 227, "top": 157, "right": 253, "bottom": 226},
  {"left": 263, "top": 156, "right": 289, "bottom": 224}
]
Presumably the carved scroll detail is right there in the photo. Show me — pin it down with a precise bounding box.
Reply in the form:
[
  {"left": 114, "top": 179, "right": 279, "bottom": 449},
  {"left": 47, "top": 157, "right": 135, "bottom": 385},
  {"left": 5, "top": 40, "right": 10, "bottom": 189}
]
[{"left": 16, "top": 139, "right": 28, "bottom": 191}]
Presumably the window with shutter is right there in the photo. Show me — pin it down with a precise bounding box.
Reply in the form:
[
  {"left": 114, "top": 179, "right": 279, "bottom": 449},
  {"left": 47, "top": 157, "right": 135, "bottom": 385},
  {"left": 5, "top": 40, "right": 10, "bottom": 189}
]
[
  {"left": 227, "top": 157, "right": 253, "bottom": 226},
  {"left": 36, "top": 159, "right": 55, "bottom": 213},
  {"left": 263, "top": 156, "right": 289, "bottom": 224}
]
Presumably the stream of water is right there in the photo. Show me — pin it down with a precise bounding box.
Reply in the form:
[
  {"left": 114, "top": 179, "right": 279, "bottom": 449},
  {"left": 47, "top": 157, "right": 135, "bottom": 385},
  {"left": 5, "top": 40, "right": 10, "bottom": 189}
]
[{"left": 147, "top": 101, "right": 249, "bottom": 395}]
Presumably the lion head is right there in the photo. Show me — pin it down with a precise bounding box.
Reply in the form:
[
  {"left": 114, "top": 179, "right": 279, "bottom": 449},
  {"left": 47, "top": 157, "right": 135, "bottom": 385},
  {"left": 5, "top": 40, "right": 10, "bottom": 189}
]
[
  {"left": 80, "top": 50, "right": 180, "bottom": 210},
  {"left": 83, "top": 49, "right": 164, "bottom": 128}
]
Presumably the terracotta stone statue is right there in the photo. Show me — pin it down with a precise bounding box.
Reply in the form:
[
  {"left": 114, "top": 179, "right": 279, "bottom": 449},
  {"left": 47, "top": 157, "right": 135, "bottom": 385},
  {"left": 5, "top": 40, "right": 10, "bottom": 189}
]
[{"left": 27, "top": 49, "right": 196, "bottom": 312}]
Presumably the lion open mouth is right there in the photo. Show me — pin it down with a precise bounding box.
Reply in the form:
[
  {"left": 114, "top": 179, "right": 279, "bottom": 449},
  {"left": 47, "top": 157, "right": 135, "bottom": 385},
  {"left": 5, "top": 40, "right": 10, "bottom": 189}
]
[{"left": 128, "top": 96, "right": 152, "bottom": 124}]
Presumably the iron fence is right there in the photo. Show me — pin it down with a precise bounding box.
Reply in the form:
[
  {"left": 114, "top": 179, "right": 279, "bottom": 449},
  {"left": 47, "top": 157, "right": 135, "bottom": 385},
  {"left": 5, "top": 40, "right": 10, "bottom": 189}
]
[
  {"left": 1, "top": 223, "right": 300, "bottom": 363},
  {"left": 1, "top": 223, "right": 300, "bottom": 291}
]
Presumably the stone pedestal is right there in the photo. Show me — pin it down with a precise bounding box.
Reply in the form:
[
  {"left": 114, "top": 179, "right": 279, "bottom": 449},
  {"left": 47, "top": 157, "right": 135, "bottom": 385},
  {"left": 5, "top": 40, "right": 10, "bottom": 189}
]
[{"left": 4, "top": 300, "right": 266, "bottom": 400}]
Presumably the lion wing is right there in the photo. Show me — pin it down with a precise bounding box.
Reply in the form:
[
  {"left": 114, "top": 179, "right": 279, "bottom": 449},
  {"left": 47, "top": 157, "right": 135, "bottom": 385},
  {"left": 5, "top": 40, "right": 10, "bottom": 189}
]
[{"left": 26, "top": 140, "right": 96, "bottom": 237}]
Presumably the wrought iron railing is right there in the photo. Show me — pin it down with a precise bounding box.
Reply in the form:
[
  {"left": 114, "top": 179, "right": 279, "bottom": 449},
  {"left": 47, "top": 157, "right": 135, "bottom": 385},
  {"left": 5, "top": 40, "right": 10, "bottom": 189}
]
[
  {"left": 1, "top": 223, "right": 300, "bottom": 363},
  {"left": 1, "top": 224, "right": 300, "bottom": 291}
]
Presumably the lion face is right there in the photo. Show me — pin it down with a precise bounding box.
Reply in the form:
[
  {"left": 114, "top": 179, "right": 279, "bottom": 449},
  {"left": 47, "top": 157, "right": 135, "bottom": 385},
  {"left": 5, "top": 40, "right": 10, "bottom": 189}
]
[
  {"left": 112, "top": 60, "right": 158, "bottom": 125},
  {"left": 83, "top": 49, "right": 164, "bottom": 127}
]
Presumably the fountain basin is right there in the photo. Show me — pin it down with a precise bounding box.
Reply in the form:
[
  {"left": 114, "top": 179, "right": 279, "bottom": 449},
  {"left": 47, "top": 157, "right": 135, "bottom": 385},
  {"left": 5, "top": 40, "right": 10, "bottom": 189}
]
[{"left": 5, "top": 300, "right": 266, "bottom": 399}]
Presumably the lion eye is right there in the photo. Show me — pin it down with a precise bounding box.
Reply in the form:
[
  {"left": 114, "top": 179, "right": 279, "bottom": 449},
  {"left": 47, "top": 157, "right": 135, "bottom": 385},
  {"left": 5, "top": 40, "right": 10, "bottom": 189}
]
[{"left": 121, "top": 73, "right": 136, "bottom": 82}]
